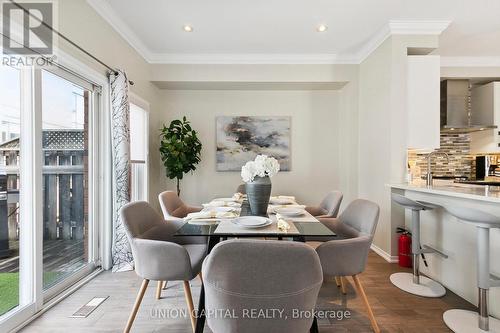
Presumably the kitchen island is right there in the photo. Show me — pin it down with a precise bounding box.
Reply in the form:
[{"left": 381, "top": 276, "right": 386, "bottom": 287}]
[{"left": 389, "top": 181, "right": 500, "bottom": 317}]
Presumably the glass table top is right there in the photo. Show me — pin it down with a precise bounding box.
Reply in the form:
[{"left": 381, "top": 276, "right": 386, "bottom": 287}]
[{"left": 174, "top": 199, "right": 336, "bottom": 238}]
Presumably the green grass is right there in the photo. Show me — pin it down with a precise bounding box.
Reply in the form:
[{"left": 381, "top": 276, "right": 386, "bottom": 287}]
[
  {"left": 0, "top": 273, "right": 19, "bottom": 315},
  {"left": 0, "top": 271, "right": 66, "bottom": 316}
]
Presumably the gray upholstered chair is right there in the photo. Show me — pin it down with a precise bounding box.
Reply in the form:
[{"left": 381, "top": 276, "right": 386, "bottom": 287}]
[
  {"left": 236, "top": 183, "right": 246, "bottom": 194},
  {"left": 120, "top": 201, "right": 207, "bottom": 333},
  {"left": 305, "top": 190, "right": 343, "bottom": 218},
  {"left": 316, "top": 199, "right": 380, "bottom": 333},
  {"left": 158, "top": 190, "right": 202, "bottom": 220},
  {"left": 202, "top": 239, "right": 323, "bottom": 333},
  {"left": 157, "top": 190, "right": 206, "bottom": 299}
]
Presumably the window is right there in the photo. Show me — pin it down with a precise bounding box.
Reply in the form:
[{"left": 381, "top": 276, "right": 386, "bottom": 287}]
[{"left": 130, "top": 103, "right": 148, "bottom": 202}]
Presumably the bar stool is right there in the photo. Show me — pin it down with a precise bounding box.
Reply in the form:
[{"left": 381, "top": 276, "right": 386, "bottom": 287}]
[
  {"left": 390, "top": 193, "right": 447, "bottom": 297},
  {"left": 443, "top": 205, "right": 500, "bottom": 333}
]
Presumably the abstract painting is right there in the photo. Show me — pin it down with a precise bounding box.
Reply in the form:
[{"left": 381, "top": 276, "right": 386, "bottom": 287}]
[{"left": 216, "top": 116, "right": 291, "bottom": 171}]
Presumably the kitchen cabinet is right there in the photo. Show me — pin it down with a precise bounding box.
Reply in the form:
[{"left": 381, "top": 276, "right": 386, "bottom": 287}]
[
  {"left": 470, "top": 82, "right": 500, "bottom": 153},
  {"left": 406, "top": 55, "right": 441, "bottom": 150}
]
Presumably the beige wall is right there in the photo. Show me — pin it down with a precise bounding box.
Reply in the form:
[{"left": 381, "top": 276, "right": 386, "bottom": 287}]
[
  {"left": 157, "top": 89, "right": 347, "bottom": 205},
  {"left": 358, "top": 35, "right": 439, "bottom": 257},
  {"left": 358, "top": 38, "right": 394, "bottom": 256}
]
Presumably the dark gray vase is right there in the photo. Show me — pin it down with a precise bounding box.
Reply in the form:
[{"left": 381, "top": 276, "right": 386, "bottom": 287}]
[{"left": 245, "top": 176, "right": 272, "bottom": 216}]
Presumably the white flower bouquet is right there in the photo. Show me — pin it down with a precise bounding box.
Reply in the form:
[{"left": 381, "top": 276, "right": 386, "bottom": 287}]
[{"left": 241, "top": 155, "right": 280, "bottom": 183}]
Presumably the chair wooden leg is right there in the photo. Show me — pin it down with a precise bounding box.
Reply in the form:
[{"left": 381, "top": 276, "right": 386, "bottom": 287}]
[
  {"left": 340, "top": 276, "right": 347, "bottom": 294},
  {"left": 183, "top": 281, "right": 196, "bottom": 333},
  {"left": 334, "top": 276, "right": 341, "bottom": 287},
  {"left": 124, "top": 279, "right": 149, "bottom": 333},
  {"left": 162, "top": 281, "right": 168, "bottom": 290},
  {"left": 352, "top": 275, "right": 380, "bottom": 333},
  {"left": 156, "top": 281, "right": 163, "bottom": 300}
]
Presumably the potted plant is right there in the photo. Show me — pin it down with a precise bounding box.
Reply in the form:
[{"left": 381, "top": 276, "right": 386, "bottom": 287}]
[
  {"left": 159, "top": 116, "right": 202, "bottom": 196},
  {"left": 241, "top": 155, "right": 280, "bottom": 216}
]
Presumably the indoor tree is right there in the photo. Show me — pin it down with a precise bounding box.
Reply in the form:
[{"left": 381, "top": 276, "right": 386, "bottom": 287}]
[{"left": 159, "top": 116, "right": 202, "bottom": 196}]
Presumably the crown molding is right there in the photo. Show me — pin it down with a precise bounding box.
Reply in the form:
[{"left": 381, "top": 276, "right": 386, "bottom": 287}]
[
  {"left": 441, "top": 56, "right": 500, "bottom": 67},
  {"left": 87, "top": 0, "right": 153, "bottom": 61},
  {"left": 389, "top": 20, "right": 451, "bottom": 35},
  {"left": 86, "top": 2, "right": 452, "bottom": 66},
  {"left": 353, "top": 24, "right": 392, "bottom": 64},
  {"left": 355, "top": 20, "right": 451, "bottom": 63},
  {"left": 147, "top": 53, "right": 358, "bottom": 65}
]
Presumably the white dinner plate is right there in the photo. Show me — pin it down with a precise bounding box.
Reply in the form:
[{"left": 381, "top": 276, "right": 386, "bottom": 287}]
[
  {"left": 270, "top": 197, "right": 295, "bottom": 205},
  {"left": 232, "top": 216, "right": 272, "bottom": 229},
  {"left": 274, "top": 207, "right": 305, "bottom": 217}
]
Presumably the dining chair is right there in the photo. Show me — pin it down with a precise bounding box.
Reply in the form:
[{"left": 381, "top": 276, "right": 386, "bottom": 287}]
[
  {"left": 315, "top": 199, "right": 381, "bottom": 333},
  {"left": 120, "top": 201, "right": 207, "bottom": 333},
  {"left": 202, "top": 239, "right": 323, "bottom": 333},
  {"left": 305, "top": 190, "right": 343, "bottom": 218},
  {"left": 157, "top": 191, "right": 206, "bottom": 298},
  {"left": 235, "top": 183, "right": 246, "bottom": 194},
  {"left": 158, "top": 190, "right": 202, "bottom": 220}
]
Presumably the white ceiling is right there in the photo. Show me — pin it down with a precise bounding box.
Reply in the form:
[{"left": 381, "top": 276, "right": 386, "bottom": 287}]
[{"left": 87, "top": 0, "right": 500, "bottom": 64}]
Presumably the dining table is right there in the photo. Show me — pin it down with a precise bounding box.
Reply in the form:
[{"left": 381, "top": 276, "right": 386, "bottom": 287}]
[{"left": 174, "top": 194, "right": 337, "bottom": 333}]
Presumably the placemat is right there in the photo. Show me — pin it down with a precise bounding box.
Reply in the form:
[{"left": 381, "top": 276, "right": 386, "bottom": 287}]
[{"left": 214, "top": 219, "right": 300, "bottom": 235}]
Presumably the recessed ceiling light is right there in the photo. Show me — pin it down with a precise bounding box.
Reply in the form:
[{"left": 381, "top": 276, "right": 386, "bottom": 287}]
[
  {"left": 183, "top": 25, "right": 193, "bottom": 32},
  {"left": 316, "top": 24, "right": 328, "bottom": 32}
]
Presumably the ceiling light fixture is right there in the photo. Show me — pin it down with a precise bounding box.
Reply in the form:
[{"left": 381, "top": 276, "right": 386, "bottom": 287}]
[
  {"left": 183, "top": 25, "right": 193, "bottom": 32},
  {"left": 316, "top": 24, "right": 328, "bottom": 32}
]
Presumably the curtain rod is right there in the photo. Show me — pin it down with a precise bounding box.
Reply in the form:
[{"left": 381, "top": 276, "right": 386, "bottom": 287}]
[
  {"left": 8, "top": 0, "right": 134, "bottom": 85},
  {"left": 1, "top": 30, "right": 102, "bottom": 87}
]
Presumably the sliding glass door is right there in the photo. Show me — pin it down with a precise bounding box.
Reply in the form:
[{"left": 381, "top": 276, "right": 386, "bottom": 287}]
[
  {"left": 0, "top": 64, "right": 102, "bottom": 329},
  {"left": 40, "top": 69, "right": 93, "bottom": 291},
  {"left": 0, "top": 65, "right": 22, "bottom": 317}
]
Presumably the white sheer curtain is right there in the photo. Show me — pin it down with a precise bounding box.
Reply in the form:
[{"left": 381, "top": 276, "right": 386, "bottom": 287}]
[{"left": 110, "top": 70, "right": 133, "bottom": 272}]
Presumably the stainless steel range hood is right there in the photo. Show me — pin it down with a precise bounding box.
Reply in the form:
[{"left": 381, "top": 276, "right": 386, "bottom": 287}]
[{"left": 440, "top": 80, "right": 497, "bottom": 133}]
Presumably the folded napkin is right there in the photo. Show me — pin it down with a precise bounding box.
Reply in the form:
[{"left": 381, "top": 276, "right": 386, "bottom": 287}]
[
  {"left": 232, "top": 192, "right": 246, "bottom": 201},
  {"left": 185, "top": 211, "right": 238, "bottom": 220},
  {"left": 203, "top": 201, "right": 241, "bottom": 208},
  {"left": 202, "top": 207, "right": 240, "bottom": 213},
  {"left": 270, "top": 204, "right": 306, "bottom": 210},
  {"left": 276, "top": 214, "right": 291, "bottom": 232},
  {"left": 271, "top": 195, "right": 296, "bottom": 201}
]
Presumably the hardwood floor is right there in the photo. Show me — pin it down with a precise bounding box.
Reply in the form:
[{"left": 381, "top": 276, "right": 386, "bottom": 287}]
[{"left": 20, "top": 251, "right": 475, "bottom": 333}]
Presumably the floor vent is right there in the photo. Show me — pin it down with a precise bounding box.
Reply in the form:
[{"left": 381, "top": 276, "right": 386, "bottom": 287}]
[{"left": 70, "top": 296, "right": 109, "bottom": 318}]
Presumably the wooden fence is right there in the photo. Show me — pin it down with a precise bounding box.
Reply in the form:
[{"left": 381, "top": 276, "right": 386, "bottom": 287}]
[{"left": 0, "top": 132, "right": 87, "bottom": 242}]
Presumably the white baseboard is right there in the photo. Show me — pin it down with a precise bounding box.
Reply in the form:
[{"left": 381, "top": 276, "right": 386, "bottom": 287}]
[{"left": 371, "top": 244, "right": 398, "bottom": 263}]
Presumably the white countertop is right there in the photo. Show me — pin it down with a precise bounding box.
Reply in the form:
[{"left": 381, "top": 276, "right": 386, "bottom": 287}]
[{"left": 389, "top": 180, "right": 500, "bottom": 203}]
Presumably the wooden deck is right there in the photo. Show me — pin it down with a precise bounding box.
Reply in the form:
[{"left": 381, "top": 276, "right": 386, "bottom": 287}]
[{"left": 0, "top": 239, "right": 85, "bottom": 274}]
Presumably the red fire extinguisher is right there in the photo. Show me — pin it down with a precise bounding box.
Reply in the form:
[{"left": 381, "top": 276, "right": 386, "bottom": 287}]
[{"left": 396, "top": 227, "right": 412, "bottom": 268}]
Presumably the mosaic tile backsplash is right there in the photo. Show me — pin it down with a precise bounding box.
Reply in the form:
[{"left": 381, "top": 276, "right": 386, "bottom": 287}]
[{"left": 408, "top": 133, "right": 473, "bottom": 179}]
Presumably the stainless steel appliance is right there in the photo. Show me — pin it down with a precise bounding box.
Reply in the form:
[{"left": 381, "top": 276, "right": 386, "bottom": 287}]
[
  {"left": 476, "top": 155, "right": 498, "bottom": 180},
  {"left": 440, "top": 80, "right": 497, "bottom": 133}
]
